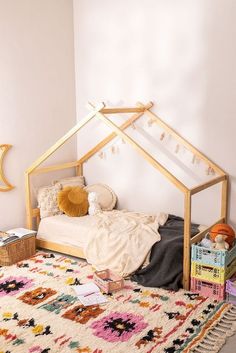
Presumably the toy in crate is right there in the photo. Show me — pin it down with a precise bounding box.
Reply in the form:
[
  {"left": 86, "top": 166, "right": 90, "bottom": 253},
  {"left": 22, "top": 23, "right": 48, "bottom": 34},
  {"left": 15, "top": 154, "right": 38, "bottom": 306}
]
[
  {"left": 226, "top": 276, "right": 236, "bottom": 305},
  {"left": 209, "top": 223, "right": 235, "bottom": 249},
  {"left": 191, "top": 223, "right": 236, "bottom": 301},
  {"left": 191, "top": 224, "right": 236, "bottom": 282},
  {"left": 192, "top": 241, "right": 236, "bottom": 267},
  {"left": 93, "top": 269, "right": 124, "bottom": 294}
]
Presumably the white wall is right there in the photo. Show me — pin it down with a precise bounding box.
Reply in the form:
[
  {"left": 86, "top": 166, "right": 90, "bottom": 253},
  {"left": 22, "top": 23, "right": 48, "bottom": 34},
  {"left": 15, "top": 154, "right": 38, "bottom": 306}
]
[
  {"left": 73, "top": 0, "right": 236, "bottom": 227},
  {"left": 0, "top": 0, "right": 77, "bottom": 229}
]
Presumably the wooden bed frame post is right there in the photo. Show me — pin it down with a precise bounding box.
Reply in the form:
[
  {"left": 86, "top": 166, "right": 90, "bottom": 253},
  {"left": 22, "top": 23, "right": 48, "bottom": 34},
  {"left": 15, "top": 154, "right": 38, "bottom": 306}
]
[
  {"left": 183, "top": 191, "right": 191, "bottom": 290},
  {"left": 25, "top": 172, "right": 32, "bottom": 229},
  {"left": 221, "top": 176, "right": 228, "bottom": 222},
  {"left": 76, "top": 163, "right": 83, "bottom": 176}
]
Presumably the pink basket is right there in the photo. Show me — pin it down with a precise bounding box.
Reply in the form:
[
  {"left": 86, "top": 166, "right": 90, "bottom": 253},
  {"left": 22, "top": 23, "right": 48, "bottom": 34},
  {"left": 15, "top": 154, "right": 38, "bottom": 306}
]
[
  {"left": 191, "top": 277, "right": 225, "bottom": 301},
  {"left": 93, "top": 269, "right": 124, "bottom": 294}
]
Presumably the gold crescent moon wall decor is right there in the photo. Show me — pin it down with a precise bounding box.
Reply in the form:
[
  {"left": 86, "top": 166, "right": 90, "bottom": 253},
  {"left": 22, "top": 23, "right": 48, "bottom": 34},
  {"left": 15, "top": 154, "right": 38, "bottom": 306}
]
[{"left": 0, "top": 144, "right": 14, "bottom": 192}]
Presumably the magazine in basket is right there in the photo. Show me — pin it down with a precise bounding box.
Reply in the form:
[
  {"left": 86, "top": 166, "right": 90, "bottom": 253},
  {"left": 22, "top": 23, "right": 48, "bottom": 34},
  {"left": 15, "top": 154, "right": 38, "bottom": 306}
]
[{"left": 0, "top": 228, "right": 36, "bottom": 246}]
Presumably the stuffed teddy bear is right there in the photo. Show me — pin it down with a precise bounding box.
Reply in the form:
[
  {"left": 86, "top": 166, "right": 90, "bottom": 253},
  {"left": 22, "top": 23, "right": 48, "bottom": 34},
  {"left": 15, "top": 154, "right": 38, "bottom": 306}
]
[
  {"left": 88, "top": 192, "right": 101, "bottom": 216},
  {"left": 212, "top": 234, "right": 230, "bottom": 250}
]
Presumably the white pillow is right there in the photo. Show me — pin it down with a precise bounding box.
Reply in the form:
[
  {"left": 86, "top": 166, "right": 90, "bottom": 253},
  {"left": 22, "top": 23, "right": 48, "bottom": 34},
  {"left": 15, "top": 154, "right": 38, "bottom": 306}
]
[
  {"left": 53, "top": 176, "right": 85, "bottom": 188},
  {"left": 37, "top": 184, "right": 62, "bottom": 218},
  {"left": 84, "top": 184, "right": 117, "bottom": 211}
]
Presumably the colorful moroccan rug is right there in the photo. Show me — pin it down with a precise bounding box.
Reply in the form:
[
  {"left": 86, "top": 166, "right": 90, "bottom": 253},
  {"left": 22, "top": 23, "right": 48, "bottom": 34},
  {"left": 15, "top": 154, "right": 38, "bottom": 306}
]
[{"left": 0, "top": 252, "right": 235, "bottom": 353}]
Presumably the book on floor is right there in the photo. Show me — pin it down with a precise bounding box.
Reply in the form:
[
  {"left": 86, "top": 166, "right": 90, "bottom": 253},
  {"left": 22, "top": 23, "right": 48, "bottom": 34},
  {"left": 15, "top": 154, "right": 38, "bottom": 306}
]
[{"left": 74, "top": 282, "right": 108, "bottom": 306}]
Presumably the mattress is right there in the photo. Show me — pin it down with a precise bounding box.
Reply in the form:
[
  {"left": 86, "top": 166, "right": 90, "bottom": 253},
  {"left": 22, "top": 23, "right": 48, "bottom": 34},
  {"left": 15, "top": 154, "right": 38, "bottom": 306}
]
[
  {"left": 37, "top": 210, "right": 168, "bottom": 276},
  {"left": 38, "top": 213, "right": 204, "bottom": 250},
  {"left": 37, "top": 214, "right": 98, "bottom": 248}
]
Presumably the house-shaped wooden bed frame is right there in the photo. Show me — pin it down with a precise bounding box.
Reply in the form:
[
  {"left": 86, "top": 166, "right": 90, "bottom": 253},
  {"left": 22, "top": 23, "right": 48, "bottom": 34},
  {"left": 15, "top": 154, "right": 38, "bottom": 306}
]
[{"left": 25, "top": 102, "right": 228, "bottom": 290}]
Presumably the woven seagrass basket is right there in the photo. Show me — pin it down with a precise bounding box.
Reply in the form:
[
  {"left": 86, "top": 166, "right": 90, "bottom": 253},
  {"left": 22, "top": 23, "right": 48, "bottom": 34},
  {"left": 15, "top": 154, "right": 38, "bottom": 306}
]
[{"left": 0, "top": 235, "right": 36, "bottom": 266}]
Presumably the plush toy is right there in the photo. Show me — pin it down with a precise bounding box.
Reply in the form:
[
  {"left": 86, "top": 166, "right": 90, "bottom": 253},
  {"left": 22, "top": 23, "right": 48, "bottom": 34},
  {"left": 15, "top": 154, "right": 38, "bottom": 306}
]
[
  {"left": 211, "top": 234, "right": 230, "bottom": 251},
  {"left": 88, "top": 192, "right": 101, "bottom": 216},
  {"left": 200, "top": 234, "right": 213, "bottom": 248},
  {"left": 210, "top": 223, "right": 235, "bottom": 248}
]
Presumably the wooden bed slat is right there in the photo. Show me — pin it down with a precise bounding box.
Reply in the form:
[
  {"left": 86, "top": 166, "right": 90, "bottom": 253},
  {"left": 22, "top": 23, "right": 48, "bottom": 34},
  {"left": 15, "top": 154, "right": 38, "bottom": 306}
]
[
  {"left": 37, "top": 239, "right": 85, "bottom": 259},
  {"left": 190, "top": 175, "right": 226, "bottom": 195},
  {"left": 31, "top": 161, "right": 79, "bottom": 175},
  {"left": 100, "top": 107, "right": 146, "bottom": 114},
  {"left": 190, "top": 217, "right": 225, "bottom": 245}
]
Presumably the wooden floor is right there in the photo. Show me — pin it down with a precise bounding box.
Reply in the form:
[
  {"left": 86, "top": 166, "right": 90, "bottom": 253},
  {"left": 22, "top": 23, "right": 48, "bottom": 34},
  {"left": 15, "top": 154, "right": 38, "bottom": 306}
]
[{"left": 220, "top": 334, "right": 236, "bottom": 353}]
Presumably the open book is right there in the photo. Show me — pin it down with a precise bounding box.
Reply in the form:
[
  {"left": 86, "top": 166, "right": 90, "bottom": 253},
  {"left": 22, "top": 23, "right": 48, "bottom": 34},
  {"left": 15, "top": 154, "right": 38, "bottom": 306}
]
[
  {"left": 73, "top": 282, "right": 108, "bottom": 306},
  {"left": 0, "top": 228, "right": 36, "bottom": 246}
]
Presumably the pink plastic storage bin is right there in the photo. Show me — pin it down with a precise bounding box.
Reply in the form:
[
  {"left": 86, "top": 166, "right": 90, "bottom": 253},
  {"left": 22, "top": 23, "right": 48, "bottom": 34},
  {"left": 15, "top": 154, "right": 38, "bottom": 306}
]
[
  {"left": 191, "top": 242, "right": 236, "bottom": 267},
  {"left": 93, "top": 269, "right": 124, "bottom": 294},
  {"left": 225, "top": 276, "right": 236, "bottom": 305},
  {"left": 191, "top": 277, "right": 225, "bottom": 301}
]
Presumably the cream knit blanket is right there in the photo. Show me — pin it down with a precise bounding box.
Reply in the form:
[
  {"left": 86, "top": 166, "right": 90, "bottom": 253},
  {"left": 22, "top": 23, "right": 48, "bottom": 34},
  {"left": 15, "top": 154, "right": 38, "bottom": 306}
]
[{"left": 84, "top": 210, "right": 168, "bottom": 277}]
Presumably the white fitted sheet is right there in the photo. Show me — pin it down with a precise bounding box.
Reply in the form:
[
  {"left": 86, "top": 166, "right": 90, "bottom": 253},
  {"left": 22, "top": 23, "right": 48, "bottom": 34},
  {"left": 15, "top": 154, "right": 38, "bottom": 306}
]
[
  {"left": 37, "top": 214, "right": 98, "bottom": 249},
  {"left": 37, "top": 211, "right": 168, "bottom": 276},
  {"left": 38, "top": 214, "right": 205, "bottom": 252}
]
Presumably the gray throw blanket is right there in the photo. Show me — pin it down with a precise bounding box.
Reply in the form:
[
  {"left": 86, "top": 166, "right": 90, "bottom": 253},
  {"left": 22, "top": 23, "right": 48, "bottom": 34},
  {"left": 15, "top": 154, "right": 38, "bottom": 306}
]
[{"left": 131, "top": 214, "right": 199, "bottom": 291}]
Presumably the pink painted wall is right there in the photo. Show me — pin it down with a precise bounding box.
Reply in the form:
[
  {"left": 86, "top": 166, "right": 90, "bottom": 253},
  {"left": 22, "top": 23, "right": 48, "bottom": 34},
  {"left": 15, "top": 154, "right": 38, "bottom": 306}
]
[
  {"left": 0, "top": 0, "right": 77, "bottom": 229},
  {"left": 73, "top": 0, "right": 236, "bottom": 226}
]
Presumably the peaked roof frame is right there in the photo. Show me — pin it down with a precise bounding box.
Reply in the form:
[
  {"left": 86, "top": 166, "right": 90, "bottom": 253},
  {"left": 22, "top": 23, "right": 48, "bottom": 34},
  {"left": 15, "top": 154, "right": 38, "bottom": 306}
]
[{"left": 25, "top": 101, "right": 228, "bottom": 290}]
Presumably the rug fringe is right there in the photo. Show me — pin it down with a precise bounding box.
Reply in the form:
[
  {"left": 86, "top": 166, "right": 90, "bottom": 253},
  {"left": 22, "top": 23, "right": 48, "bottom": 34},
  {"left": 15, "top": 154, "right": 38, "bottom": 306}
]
[{"left": 191, "top": 305, "right": 236, "bottom": 353}]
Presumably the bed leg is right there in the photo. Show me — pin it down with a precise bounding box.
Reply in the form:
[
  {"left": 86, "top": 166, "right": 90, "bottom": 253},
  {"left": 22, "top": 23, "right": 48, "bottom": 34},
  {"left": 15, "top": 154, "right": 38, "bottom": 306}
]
[{"left": 183, "top": 191, "right": 191, "bottom": 291}]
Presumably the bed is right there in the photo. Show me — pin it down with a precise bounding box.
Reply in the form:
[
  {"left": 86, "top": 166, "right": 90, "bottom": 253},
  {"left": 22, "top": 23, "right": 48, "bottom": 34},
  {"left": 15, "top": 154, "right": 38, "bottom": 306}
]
[
  {"left": 37, "top": 210, "right": 168, "bottom": 277},
  {"left": 37, "top": 212, "right": 201, "bottom": 290},
  {"left": 25, "top": 102, "right": 228, "bottom": 290}
]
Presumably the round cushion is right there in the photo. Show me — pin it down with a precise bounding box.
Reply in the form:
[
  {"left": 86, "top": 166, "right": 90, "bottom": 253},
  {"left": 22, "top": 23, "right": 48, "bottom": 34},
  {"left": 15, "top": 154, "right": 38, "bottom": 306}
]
[
  {"left": 84, "top": 184, "right": 117, "bottom": 211},
  {"left": 210, "top": 223, "right": 235, "bottom": 246},
  {"left": 57, "top": 186, "right": 89, "bottom": 217}
]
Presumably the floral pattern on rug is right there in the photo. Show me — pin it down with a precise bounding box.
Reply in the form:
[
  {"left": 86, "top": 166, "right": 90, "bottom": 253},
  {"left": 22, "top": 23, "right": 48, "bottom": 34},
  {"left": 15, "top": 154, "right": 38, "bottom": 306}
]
[
  {"left": 90, "top": 312, "right": 148, "bottom": 342},
  {"left": 40, "top": 293, "right": 78, "bottom": 314},
  {"left": 135, "top": 326, "right": 163, "bottom": 348},
  {"left": 1, "top": 311, "right": 53, "bottom": 336},
  {"left": 0, "top": 276, "right": 33, "bottom": 297},
  {"left": 18, "top": 287, "right": 57, "bottom": 305},
  {"left": 62, "top": 304, "right": 105, "bottom": 324},
  {"left": 0, "top": 252, "right": 233, "bottom": 353}
]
